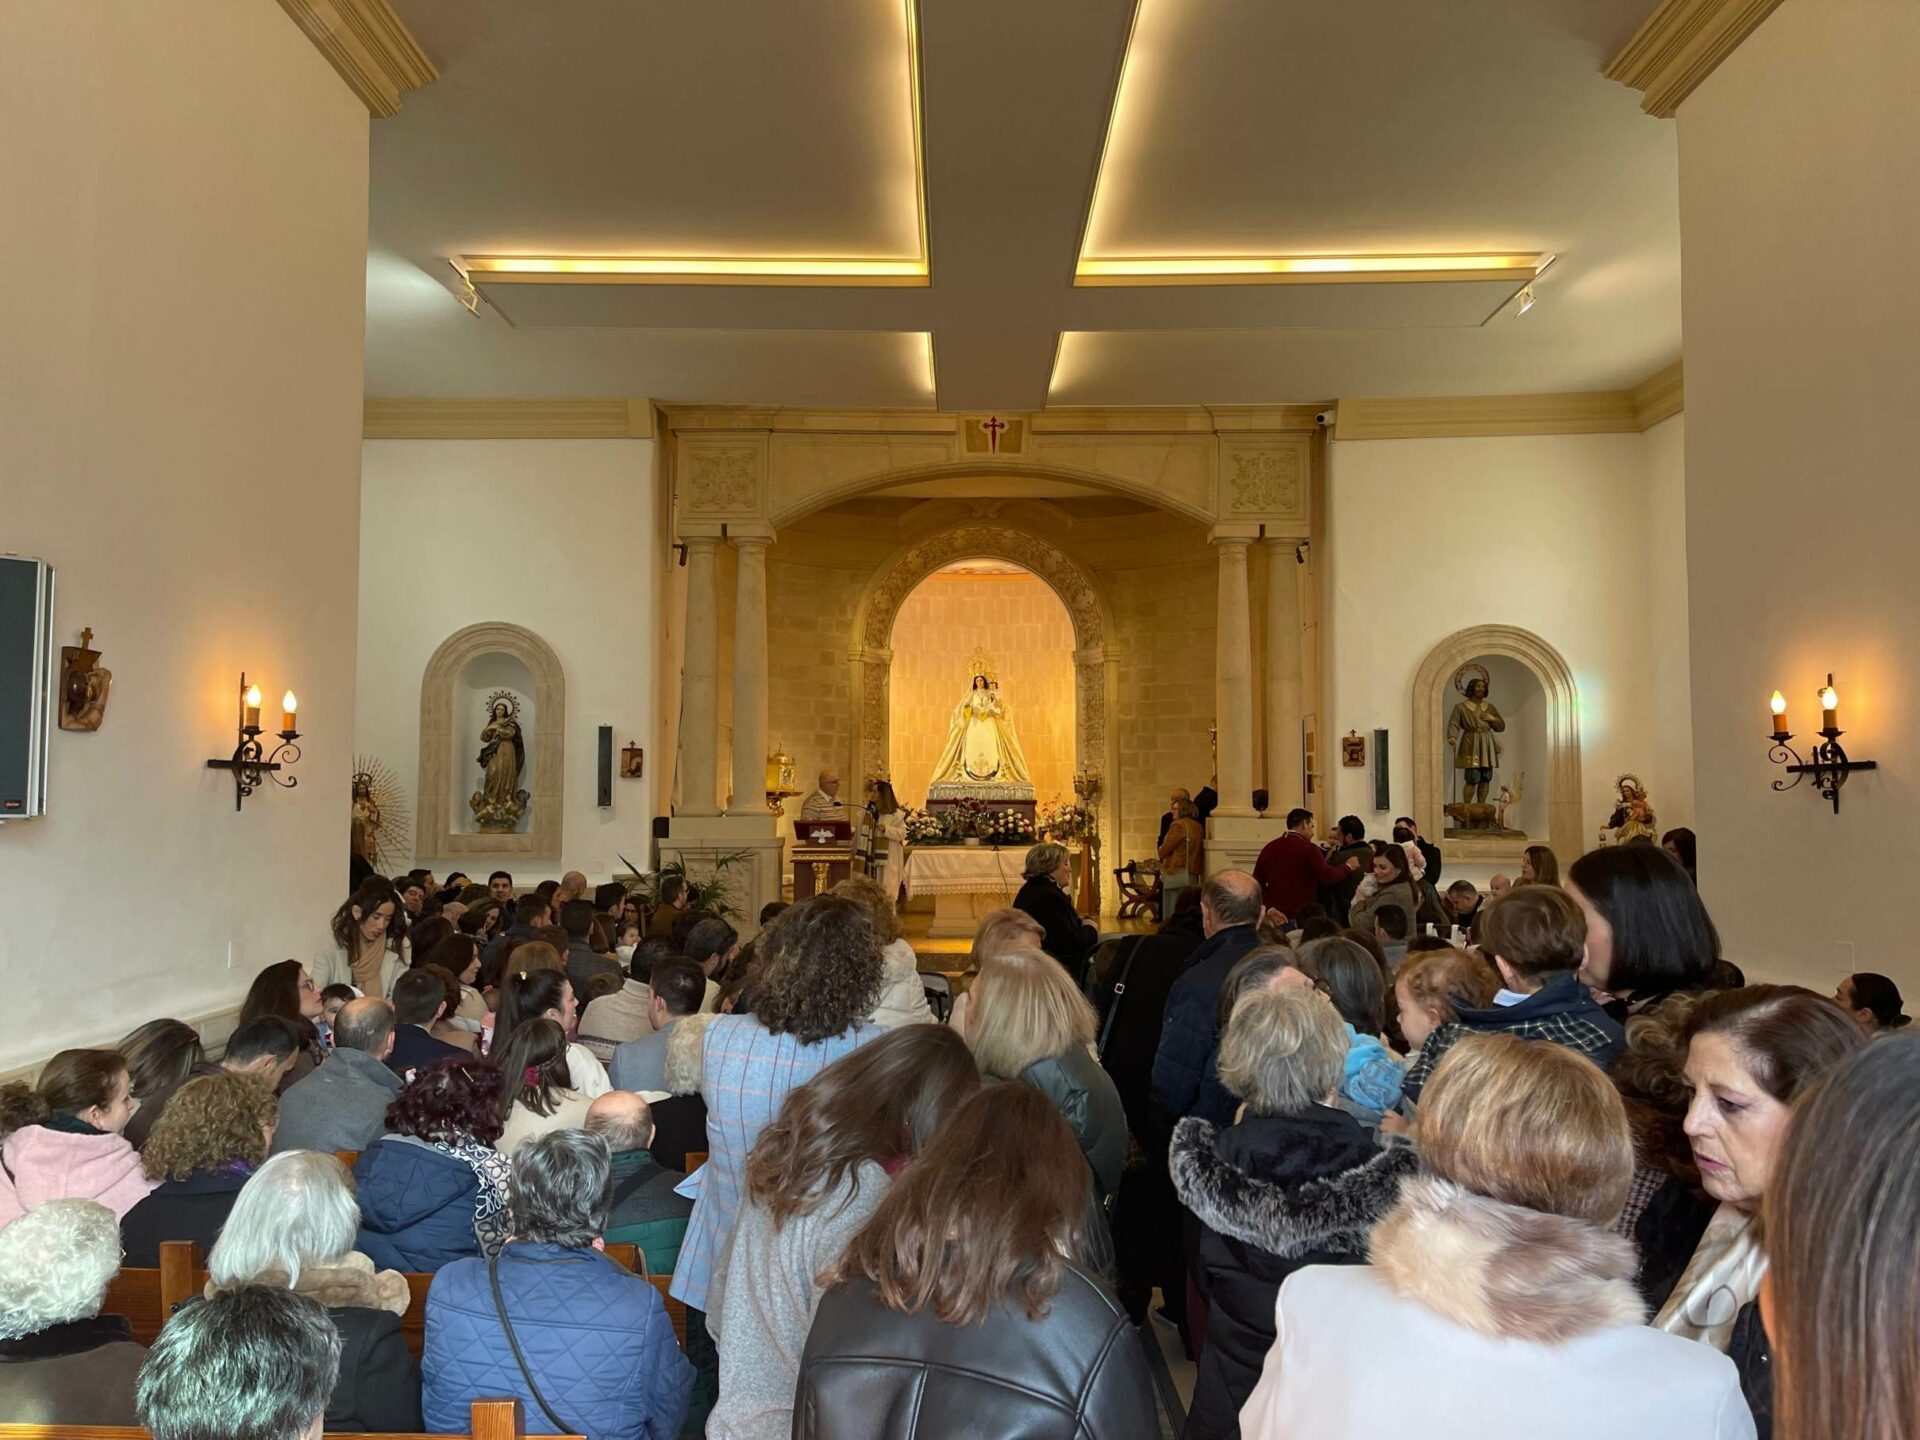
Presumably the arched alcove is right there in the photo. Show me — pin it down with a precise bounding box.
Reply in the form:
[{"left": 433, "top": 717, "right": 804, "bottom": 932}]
[
  {"left": 1411, "top": 625, "right": 1583, "bottom": 865},
  {"left": 419, "top": 622, "right": 566, "bottom": 860}
]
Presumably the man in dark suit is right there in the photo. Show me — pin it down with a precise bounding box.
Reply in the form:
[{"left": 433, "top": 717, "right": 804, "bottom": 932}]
[
  {"left": 1148, "top": 871, "right": 1267, "bottom": 1133},
  {"left": 1252, "top": 808, "right": 1362, "bottom": 920},
  {"left": 385, "top": 969, "right": 467, "bottom": 1080},
  {"left": 1395, "top": 815, "right": 1443, "bottom": 888}
]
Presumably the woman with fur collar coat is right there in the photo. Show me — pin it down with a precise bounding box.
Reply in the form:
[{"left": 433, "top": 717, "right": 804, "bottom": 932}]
[
  {"left": 1239, "top": 1035, "right": 1754, "bottom": 1440},
  {"left": 1171, "top": 988, "right": 1418, "bottom": 1440}
]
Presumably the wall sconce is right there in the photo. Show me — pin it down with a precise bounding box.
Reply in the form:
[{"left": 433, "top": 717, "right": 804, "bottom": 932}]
[
  {"left": 1766, "top": 673, "right": 1876, "bottom": 814},
  {"left": 206, "top": 672, "right": 303, "bottom": 811}
]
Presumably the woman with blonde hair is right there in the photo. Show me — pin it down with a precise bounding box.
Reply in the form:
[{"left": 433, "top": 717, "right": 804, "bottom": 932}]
[
  {"left": 119, "top": 1072, "right": 277, "bottom": 1265},
  {"left": 960, "top": 947, "right": 1127, "bottom": 1204},
  {"left": 1239, "top": 1034, "right": 1755, "bottom": 1439},
  {"left": 831, "top": 874, "right": 934, "bottom": 1029}
]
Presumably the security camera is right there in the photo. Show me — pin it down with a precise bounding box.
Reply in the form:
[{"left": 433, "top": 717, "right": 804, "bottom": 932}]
[{"left": 1314, "top": 409, "right": 1336, "bottom": 428}]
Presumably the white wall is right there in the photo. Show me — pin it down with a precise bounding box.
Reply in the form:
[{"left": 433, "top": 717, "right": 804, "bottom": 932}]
[
  {"left": 1678, "top": 0, "right": 1919, "bottom": 988},
  {"left": 0, "top": 3, "right": 368, "bottom": 1070},
  {"left": 1323, "top": 430, "right": 1693, "bottom": 879},
  {"left": 357, "top": 440, "right": 660, "bottom": 883}
]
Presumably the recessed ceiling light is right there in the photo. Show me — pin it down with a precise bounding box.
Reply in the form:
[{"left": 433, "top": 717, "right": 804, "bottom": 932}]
[{"left": 1074, "top": 252, "right": 1551, "bottom": 287}]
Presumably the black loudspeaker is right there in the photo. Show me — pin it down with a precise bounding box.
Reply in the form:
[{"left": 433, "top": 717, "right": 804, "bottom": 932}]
[
  {"left": 0, "top": 556, "right": 55, "bottom": 821},
  {"left": 597, "top": 726, "right": 613, "bottom": 808},
  {"left": 652, "top": 815, "right": 670, "bottom": 839},
  {"left": 1373, "top": 728, "right": 1391, "bottom": 812}
]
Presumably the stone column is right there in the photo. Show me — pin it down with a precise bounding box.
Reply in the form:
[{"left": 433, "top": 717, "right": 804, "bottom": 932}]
[
  {"left": 1212, "top": 531, "right": 1256, "bottom": 817},
  {"left": 727, "top": 529, "right": 773, "bottom": 816},
  {"left": 1264, "top": 536, "right": 1303, "bottom": 809},
  {"left": 680, "top": 535, "right": 722, "bottom": 816}
]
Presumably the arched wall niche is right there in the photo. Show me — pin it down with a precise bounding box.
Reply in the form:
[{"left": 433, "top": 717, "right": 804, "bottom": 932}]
[
  {"left": 848, "top": 523, "right": 1122, "bottom": 871},
  {"left": 419, "top": 622, "right": 566, "bottom": 860},
  {"left": 1411, "top": 624, "right": 1583, "bottom": 866}
]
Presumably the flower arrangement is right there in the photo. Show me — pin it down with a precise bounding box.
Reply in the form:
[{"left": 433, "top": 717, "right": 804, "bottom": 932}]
[
  {"left": 902, "top": 801, "right": 1037, "bottom": 846},
  {"left": 1039, "top": 798, "right": 1096, "bottom": 843},
  {"left": 903, "top": 807, "right": 948, "bottom": 844}
]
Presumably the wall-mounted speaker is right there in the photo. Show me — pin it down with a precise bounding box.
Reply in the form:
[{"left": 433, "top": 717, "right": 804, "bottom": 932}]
[
  {"left": 0, "top": 556, "right": 55, "bottom": 821},
  {"left": 597, "top": 726, "right": 613, "bottom": 808},
  {"left": 1372, "top": 728, "right": 1391, "bottom": 813}
]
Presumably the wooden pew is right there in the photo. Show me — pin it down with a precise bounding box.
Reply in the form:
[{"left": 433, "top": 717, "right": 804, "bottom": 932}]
[
  {"left": 107, "top": 1240, "right": 686, "bottom": 1358},
  {"left": 0, "top": 1397, "right": 576, "bottom": 1440},
  {"left": 685, "top": 1150, "right": 707, "bottom": 1172}
]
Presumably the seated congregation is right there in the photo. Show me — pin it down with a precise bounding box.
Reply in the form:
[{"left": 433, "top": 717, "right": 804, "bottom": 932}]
[{"left": 0, "top": 838, "right": 1913, "bottom": 1440}]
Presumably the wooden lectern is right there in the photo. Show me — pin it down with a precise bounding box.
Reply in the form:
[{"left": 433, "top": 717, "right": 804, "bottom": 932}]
[{"left": 792, "top": 818, "right": 855, "bottom": 901}]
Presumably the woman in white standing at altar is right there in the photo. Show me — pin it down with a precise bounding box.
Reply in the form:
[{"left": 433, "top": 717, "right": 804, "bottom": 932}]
[
  {"left": 870, "top": 780, "right": 907, "bottom": 897},
  {"left": 930, "top": 673, "right": 1032, "bottom": 786}
]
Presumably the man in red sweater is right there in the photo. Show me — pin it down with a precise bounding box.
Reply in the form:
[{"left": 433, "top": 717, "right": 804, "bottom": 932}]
[{"left": 1253, "top": 807, "right": 1361, "bottom": 919}]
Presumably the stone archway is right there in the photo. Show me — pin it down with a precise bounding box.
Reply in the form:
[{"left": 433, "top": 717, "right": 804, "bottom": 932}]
[
  {"left": 419, "top": 621, "right": 566, "bottom": 860},
  {"left": 1411, "top": 624, "right": 1582, "bottom": 866},
  {"left": 848, "top": 523, "right": 1121, "bottom": 873}
]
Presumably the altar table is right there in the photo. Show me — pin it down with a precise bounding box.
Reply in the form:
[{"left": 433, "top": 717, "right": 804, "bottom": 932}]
[{"left": 904, "top": 844, "right": 1081, "bottom": 939}]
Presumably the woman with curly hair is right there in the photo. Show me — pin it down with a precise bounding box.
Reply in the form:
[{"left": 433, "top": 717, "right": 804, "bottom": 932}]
[
  {"left": 352, "top": 1058, "right": 511, "bottom": 1271},
  {"left": 831, "top": 874, "right": 935, "bottom": 1029},
  {"left": 669, "top": 893, "right": 886, "bottom": 1316},
  {"left": 493, "top": 1019, "right": 590, "bottom": 1156},
  {"left": 119, "top": 1073, "right": 277, "bottom": 1265},
  {"left": 705, "top": 1026, "right": 979, "bottom": 1440}
]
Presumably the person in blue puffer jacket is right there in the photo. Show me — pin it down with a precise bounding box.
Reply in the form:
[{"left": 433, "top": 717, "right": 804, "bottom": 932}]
[
  {"left": 424, "top": 1129, "right": 692, "bottom": 1440},
  {"left": 354, "top": 1058, "right": 511, "bottom": 1272}
]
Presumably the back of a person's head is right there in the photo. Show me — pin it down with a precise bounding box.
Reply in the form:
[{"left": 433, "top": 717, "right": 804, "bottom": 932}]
[
  {"left": 495, "top": 1018, "right": 570, "bottom": 1120},
  {"left": 1217, "top": 987, "right": 1347, "bottom": 1116},
  {"left": 0, "top": 1197, "right": 121, "bottom": 1340},
  {"left": 968, "top": 906, "right": 1045, "bottom": 968},
  {"left": 559, "top": 899, "right": 595, "bottom": 939},
  {"left": 670, "top": 907, "right": 712, "bottom": 952},
  {"left": 684, "top": 916, "right": 741, "bottom": 968},
  {"left": 1202, "top": 871, "right": 1264, "bottom": 929},
  {"left": 225, "top": 1017, "right": 301, "bottom": 1069},
  {"left": 1397, "top": 946, "right": 1500, "bottom": 1025},
  {"left": 331, "top": 998, "right": 395, "bottom": 1056},
  {"left": 389, "top": 967, "right": 445, "bottom": 1027},
  {"left": 1686, "top": 984, "right": 1865, "bottom": 1104},
  {"left": 834, "top": 1081, "right": 1088, "bottom": 1325},
  {"left": 758, "top": 900, "right": 790, "bottom": 927},
  {"left": 531, "top": 924, "right": 571, "bottom": 956},
  {"left": 1419, "top": 1033, "right": 1632, "bottom": 1226},
  {"left": 387, "top": 1057, "right": 506, "bottom": 1148},
  {"left": 1300, "top": 936, "right": 1386, "bottom": 1035},
  {"left": 965, "top": 948, "right": 1097, "bottom": 1078},
  {"left": 1285, "top": 807, "right": 1314, "bottom": 830},
  {"left": 1766, "top": 1034, "right": 1920, "bottom": 1440},
  {"left": 1566, "top": 842, "right": 1720, "bottom": 994},
  {"left": 648, "top": 960, "right": 707, "bottom": 1019},
  {"left": 583, "top": 1091, "right": 655, "bottom": 1155},
  {"left": 136, "top": 1284, "right": 341, "bottom": 1440},
  {"left": 208, "top": 1150, "right": 359, "bottom": 1289},
  {"left": 510, "top": 1129, "right": 613, "bottom": 1248},
  {"left": 746, "top": 1025, "right": 980, "bottom": 1227},
  {"left": 494, "top": 966, "right": 568, "bottom": 1049},
  {"left": 1373, "top": 904, "right": 1410, "bottom": 942},
  {"left": 751, "top": 894, "right": 883, "bottom": 1044},
  {"left": 1478, "top": 884, "right": 1587, "bottom": 981},
  {"left": 1446, "top": 879, "right": 1480, "bottom": 903},
  {"left": 142, "top": 1073, "right": 277, "bottom": 1183},
  {"left": 409, "top": 915, "right": 456, "bottom": 958},
  {"left": 1216, "top": 945, "right": 1308, "bottom": 1029},
  {"left": 831, "top": 875, "right": 903, "bottom": 944},
  {"left": 118, "top": 1020, "right": 205, "bottom": 1102},
  {"left": 1846, "top": 971, "right": 1910, "bottom": 1030},
  {"left": 657, "top": 874, "right": 686, "bottom": 907},
  {"left": 627, "top": 937, "right": 673, "bottom": 984}
]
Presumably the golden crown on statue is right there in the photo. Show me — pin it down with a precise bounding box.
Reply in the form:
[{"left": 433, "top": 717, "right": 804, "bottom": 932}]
[{"left": 966, "top": 646, "right": 1000, "bottom": 684}]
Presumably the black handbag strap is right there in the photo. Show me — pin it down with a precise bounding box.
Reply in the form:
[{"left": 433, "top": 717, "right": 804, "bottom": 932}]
[
  {"left": 1097, "top": 936, "right": 1146, "bottom": 1058},
  {"left": 488, "top": 1250, "right": 580, "bottom": 1436}
]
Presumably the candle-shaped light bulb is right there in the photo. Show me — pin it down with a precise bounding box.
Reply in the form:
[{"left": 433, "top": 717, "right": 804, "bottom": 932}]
[
  {"left": 1820, "top": 676, "right": 1839, "bottom": 730},
  {"left": 1770, "top": 690, "right": 1788, "bottom": 737},
  {"left": 243, "top": 682, "right": 263, "bottom": 730},
  {"left": 281, "top": 690, "right": 299, "bottom": 733}
]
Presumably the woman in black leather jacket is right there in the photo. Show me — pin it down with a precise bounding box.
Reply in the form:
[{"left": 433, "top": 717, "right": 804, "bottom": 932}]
[{"left": 795, "top": 1082, "right": 1157, "bottom": 1440}]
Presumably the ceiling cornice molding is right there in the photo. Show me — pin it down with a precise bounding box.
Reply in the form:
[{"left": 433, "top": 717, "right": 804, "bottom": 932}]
[
  {"left": 365, "top": 398, "right": 655, "bottom": 439},
  {"left": 1332, "top": 391, "right": 1639, "bottom": 441},
  {"left": 660, "top": 405, "right": 1325, "bottom": 438},
  {"left": 1603, "top": 0, "right": 1786, "bottom": 118},
  {"left": 1631, "top": 360, "right": 1685, "bottom": 429},
  {"left": 276, "top": 0, "right": 436, "bottom": 118}
]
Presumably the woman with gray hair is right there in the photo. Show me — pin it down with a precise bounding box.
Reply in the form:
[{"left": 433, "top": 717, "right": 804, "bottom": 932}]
[
  {"left": 0, "top": 1197, "right": 146, "bottom": 1424},
  {"left": 423, "top": 1129, "right": 693, "bottom": 1440},
  {"left": 136, "top": 1285, "right": 340, "bottom": 1440},
  {"left": 1013, "top": 840, "right": 1099, "bottom": 983},
  {"left": 204, "top": 1150, "right": 420, "bottom": 1432},
  {"left": 1170, "top": 987, "right": 1417, "bottom": 1439}
]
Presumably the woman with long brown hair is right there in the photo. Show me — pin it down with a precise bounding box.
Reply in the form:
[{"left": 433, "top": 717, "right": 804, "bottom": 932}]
[
  {"left": 797, "top": 1082, "right": 1156, "bottom": 1440},
  {"left": 236, "top": 960, "right": 327, "bottom": 1091},
  {"left": 704, "top": 1025, "right": 978, "bottom": 1440},
  {"left": 0, "top": 1050, "right": 153, "bottom": 1226}
]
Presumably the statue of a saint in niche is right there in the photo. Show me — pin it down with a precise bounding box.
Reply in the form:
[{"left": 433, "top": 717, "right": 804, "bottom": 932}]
[
  {"left": 930, "top": 667, "right": 1033, "bottom": 787},
  {"left": 1446, "top": 663, "right": 1506, "bottom": 808},
  {"left": 1607, "top": 774, "right": 1658, "bottom": 846},
  {"left": 469, "top": 691, "right": 530, "bottom": 833}
]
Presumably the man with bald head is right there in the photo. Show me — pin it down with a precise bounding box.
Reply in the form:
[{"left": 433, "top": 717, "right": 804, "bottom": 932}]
[
  {"left": 798, "top": 769, "right": 847, "bottom": 824},
  {"left": 272, "top": 997, "right": 402, "bottom": 1154},
  {"left": 1150, "top": 870, "right": 1270, "bottom": 1134},
  {"left": 586, "top": 1091, "right": 695, "bottom": 1275},
  {"left": 555, "top": 870, "right": 589, "bottom": 907}
]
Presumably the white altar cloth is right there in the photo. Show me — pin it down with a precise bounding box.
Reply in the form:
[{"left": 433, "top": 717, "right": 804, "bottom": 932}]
[{"left": 903, "top": 845, "right": 1081, "bottom": 938}]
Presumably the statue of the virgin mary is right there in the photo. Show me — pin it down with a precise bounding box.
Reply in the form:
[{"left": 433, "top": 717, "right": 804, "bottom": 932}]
[{"left": 929, "top": 658, "right": 1032, "bottom": 787}]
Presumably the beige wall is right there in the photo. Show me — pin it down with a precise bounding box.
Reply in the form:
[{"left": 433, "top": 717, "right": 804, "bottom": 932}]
[
  {"left": 1324, "top": 431, "right": 1694, "bottom": 882},
  {"left": 0, "top": 3, "right": 369, "bottom": 1068},
  {"left": 357, "top": 440, "right": 660, "bottom": 881},
  {"left": 1678, "top": 0, "right": 1919, "bottom": 987},
  {"left": 889, "top": 572, "right": 1076, "bottom": 810}
]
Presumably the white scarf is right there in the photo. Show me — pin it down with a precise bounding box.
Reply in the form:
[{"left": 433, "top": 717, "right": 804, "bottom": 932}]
[{"left": 1653, "top": 1201, "right": 1767, "bottom": 1352}]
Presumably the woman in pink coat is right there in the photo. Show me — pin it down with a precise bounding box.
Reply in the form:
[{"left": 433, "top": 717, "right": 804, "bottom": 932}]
[{"left": 0, "top": 1049, "right": 155, "bottom": 1227}]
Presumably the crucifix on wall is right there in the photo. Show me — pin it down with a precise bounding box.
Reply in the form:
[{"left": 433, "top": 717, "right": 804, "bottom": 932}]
[{"left": 980, "top": 415, "right": 1007, "bottom": 453}]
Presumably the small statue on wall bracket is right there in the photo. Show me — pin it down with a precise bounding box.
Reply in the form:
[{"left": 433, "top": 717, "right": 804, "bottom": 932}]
[{"left": 58, "top": 628, "right": 112, "bottom": 732}]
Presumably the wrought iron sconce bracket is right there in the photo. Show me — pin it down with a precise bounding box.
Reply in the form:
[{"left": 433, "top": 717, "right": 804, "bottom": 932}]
[
  {"left": 1767, "top": 728, "right": 1876, "bottom": 815},
  {"left": 206, "top": 672, "right": 302, "bottom": 811}
]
